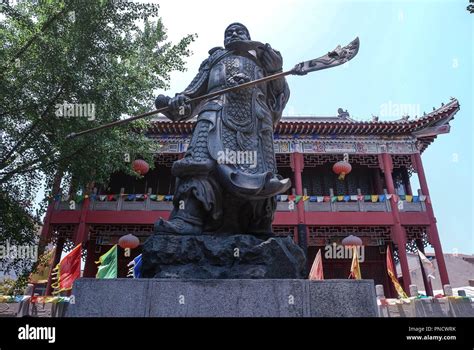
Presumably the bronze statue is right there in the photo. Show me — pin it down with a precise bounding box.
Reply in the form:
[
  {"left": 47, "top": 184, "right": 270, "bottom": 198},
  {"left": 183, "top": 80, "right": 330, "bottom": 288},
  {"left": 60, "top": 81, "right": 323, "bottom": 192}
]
[
  {"left": 65, "top": 26, "right": 359, "bottom": 278},
  {"left": 154, "top": 23, "right": 291, "bottom": 235}
]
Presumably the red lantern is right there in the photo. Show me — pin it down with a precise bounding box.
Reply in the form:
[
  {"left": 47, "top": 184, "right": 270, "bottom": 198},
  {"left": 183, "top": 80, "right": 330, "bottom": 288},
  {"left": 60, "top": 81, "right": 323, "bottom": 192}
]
[
  {"left": 132, "top": 159, "right": 149, "bottom": 175},
  {"left": 342, "top": 235, "right": 363, "bottom": 247},
  {"left": 118, "top": 234, "right": 140, "bottom": 250},
  {"left": 333, "top": 153, "right": 352, "bottom": 180}
]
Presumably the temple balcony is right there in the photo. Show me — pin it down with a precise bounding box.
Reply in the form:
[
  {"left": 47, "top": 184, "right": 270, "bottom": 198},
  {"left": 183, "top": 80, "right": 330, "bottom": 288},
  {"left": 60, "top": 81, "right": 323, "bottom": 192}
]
[
  {"left": 276, "top": 188, "right": 427, "bottom": 213},
  {"left": 52, "top": 188, "right": 426, "bottom": 214}
]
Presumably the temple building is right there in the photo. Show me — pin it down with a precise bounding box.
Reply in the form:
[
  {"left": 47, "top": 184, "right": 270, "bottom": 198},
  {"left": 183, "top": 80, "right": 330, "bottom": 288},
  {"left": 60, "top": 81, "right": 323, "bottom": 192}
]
[{"left": 40, "top": 98, "right": 460, "bottom": 297}]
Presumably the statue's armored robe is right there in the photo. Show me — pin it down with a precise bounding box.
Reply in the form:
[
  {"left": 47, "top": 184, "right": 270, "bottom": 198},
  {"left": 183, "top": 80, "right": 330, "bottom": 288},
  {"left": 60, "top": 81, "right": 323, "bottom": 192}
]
[{"left": 160, "top": 47, "right": 290, "bottom": 234}]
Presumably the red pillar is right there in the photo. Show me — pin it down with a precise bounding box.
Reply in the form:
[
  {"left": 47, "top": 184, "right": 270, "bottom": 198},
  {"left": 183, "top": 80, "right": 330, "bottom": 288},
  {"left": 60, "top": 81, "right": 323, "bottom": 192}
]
[
  {"left": 380, "top": 153, "right": 412, "bottom": 292},
  {"left": 413, "top": 152, "right": 450, "bottom": 286},
  {"left": 290, "top": 153, "right": 305, "bottom": 224},
  {"left": 75, "top": 198, "right": 90, "bottom": 245},
  {"left": 290, "top": 153, "right": 308, "bottom": 252},
  {"left": 40, "top": 171, "right": 63, "bottom": 248}
]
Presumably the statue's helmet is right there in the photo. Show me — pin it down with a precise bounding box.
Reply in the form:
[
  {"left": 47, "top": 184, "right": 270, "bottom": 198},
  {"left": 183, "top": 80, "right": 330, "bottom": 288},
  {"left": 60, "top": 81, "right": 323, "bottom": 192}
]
[{"left": 224, "top": 23, "right": 251, "bottom": 45}]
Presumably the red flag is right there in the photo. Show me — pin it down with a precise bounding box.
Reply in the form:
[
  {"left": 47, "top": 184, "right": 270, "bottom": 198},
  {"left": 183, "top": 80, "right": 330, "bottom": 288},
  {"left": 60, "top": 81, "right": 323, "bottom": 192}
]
[
  {"left": 51, "top": 244, "right": 82, "bottom": 294},
  {"left": 386, "top": 245, "right": 408, "bottom": 298},
  {"left": 309, "top": 249, "right": 324, "bottom": 280}
]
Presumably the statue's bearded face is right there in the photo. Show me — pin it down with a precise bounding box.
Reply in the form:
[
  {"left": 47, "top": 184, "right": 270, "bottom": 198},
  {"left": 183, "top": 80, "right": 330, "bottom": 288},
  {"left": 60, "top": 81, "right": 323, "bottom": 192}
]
[{"left": 224, "top": 25, "right": 250, "bottom": 46}]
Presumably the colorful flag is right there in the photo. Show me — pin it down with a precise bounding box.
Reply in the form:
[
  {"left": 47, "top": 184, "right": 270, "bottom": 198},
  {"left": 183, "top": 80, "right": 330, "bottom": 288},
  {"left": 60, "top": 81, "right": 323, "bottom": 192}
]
[
  {"left": 29, "top": 247, "right": 55, "bottom": 284},
  {"left": 417, "top": 249, "right": 436, "bottom": 280},
  {"left": 348, "top": 246, "right": 362, "bottom": 279},
  {"left": 96, "top": 245, "right": 118, "bottom": 279},
  {"left": 51, "top": 244, "right": 82, "bottom": 294},
  {"left": 127, "top": 254, "right": 142, "bottom": 279},
  {"left": 308, "top": 249, "right": 324, "bottom": 280},
  {"left": 386, "top": 245, "right": 408, "bottom": 298}
]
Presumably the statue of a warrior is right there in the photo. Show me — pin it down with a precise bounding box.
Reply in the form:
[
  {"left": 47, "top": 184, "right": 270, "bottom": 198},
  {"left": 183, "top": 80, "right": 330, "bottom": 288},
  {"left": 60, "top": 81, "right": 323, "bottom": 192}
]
[{"left": 154, "top": 23, "right": 291, "bottom": 235}]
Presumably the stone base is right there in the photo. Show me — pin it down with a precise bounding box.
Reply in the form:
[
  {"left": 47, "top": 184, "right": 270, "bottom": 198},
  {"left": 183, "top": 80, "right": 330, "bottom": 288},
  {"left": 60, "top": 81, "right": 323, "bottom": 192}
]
[
  {"left": 66, "top": 279, "right": 378, "bottom": 317},
  {"left": 141, "top": 234, "right": 307, "bottom": 279}
]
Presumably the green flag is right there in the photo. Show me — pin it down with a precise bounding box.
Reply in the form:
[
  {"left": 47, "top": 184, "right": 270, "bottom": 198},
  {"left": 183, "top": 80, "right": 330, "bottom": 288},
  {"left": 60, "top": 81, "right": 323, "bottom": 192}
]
[{"left": 96, "top": 245, "right": 118, "bottom": 279}]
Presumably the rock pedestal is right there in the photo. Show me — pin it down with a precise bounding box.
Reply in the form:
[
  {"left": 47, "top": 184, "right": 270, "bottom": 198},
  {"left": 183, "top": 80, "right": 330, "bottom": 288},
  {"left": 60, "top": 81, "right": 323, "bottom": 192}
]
[{"left": 141, "top": 234, "right": 307, "bottom": 279}]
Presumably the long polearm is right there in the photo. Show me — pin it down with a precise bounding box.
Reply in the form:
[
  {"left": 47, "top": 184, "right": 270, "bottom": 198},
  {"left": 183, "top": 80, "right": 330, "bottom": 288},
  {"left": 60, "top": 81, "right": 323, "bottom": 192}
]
[{"left": 66, "top": 37, "right": 359, "bottom": 139}]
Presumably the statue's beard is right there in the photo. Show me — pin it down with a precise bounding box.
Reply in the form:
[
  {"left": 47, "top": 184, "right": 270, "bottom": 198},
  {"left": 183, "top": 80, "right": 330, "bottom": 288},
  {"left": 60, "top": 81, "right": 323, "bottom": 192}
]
[{"left": 225, "top": 36, "right": 249, "bottom": 46}]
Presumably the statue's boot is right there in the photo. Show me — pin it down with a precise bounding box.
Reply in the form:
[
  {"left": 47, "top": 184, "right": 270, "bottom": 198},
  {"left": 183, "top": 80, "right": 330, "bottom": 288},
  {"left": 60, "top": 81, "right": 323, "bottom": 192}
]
[
  {"left": 154, "top": 195, "right": 205, "bottom": 235},
  {"left": 154, "top": 217, "right": 202, "bottom": 235}
]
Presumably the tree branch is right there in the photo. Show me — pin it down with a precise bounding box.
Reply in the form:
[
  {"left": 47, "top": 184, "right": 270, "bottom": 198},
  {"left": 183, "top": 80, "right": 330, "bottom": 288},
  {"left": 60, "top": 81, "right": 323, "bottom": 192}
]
[
  {"left": 0, "top": 85, "right": 65, "bottom": 167},
  {"left": 1, "top": 5, "right": 68, "bottom": 74},
  {"left": 0, "top": 145, "right": 88, "bottom": 185}
]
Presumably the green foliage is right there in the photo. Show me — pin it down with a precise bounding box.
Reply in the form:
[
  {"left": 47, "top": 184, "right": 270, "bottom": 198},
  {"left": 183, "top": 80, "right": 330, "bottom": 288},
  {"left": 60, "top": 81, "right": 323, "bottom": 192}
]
[
  {"left": 0, "top": 0, "right": 195, "bottom": 276},
  {"left": 0, "top": 276, "right": 29, "bottom": 296},
  {"left": 0, "top": 278, "right": 17, "bottom": 295}
]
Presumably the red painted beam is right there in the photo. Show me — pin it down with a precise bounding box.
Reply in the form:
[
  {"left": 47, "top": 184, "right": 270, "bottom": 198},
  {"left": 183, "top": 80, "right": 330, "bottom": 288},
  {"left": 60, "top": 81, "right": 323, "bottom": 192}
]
[
  {"left": 399, "top": 212, "right": 431, "bottom": 225},
  {"left": 48, "top": 209, "right": 431, "bottom": 227},
  {"left": 273, "top": 211, "right": 299, "bottom": 225},
  {"left": 303, "top": 212, "right": 394, "bottom": 226},
  {"left": 50, "top": 211, "right": 81, "bottom": 224},
  {"left": 86, "top": 211, "right": 170, "bottom": 224}
]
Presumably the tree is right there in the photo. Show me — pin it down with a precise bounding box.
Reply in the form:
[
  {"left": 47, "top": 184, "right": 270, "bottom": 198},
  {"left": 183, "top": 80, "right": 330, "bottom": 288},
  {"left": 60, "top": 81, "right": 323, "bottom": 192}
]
[{"left": 0, "top": 0, "right": 195, "bottom": 279}]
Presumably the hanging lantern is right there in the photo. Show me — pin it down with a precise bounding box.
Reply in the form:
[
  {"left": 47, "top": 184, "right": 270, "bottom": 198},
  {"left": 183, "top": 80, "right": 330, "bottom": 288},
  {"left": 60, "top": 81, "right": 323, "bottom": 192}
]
[
  {"left": 132, "top": 159, "right": 149, "bottom": 175},
  {"left": 118, "top": 234, "right": 140, "bottom": 257},
  {"left": 333, "top": 153, "right": 352, "bottom": 180},
  {"left": 342, "top": 235, "right": 363, "bottom": 247}
]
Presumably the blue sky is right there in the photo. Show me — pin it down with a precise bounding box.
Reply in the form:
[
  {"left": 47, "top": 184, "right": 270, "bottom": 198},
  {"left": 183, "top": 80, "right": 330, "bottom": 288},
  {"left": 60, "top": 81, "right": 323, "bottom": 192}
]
[{"left": 157, "top": 0, "right": 473, "bottom": 254}]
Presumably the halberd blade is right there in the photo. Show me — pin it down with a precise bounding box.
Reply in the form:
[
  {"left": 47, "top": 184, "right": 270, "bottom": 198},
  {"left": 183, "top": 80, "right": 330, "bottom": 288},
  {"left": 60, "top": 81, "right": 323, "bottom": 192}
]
[{"left": 292, "top": 37, "right": 360, "bottom": 76}]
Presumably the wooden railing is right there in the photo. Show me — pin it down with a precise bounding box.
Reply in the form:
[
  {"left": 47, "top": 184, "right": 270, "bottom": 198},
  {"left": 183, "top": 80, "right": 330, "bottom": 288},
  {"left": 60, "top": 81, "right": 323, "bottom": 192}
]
[
  {"left": 53, "top": 187, "right": 426, "bottom": 213},
  {"left": 276, "top": 189, "right": 427, "bottom": 213}
]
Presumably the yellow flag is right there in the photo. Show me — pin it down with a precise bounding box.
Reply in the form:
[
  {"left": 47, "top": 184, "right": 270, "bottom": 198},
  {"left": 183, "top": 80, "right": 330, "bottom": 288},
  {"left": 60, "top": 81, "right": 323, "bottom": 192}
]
[
  {"left": 29, "top": 247, "right": 56, "bottom": 284},
  {"left": 349, "top": 246, "right": 362, "bottom": 279}
]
